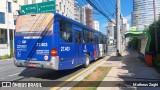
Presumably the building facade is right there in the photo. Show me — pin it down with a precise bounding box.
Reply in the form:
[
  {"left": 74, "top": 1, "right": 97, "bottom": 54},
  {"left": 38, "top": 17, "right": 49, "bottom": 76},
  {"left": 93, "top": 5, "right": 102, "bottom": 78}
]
[
  {"left": 0, "top": 0, "right": 24, "bottom": 56},
  {"left": 93, "top": 21, "right": 99, "bottom": 31},
  {"left": 80, "top": 6, "right": 86, "bottom": 25},
  {"left": 106, "top": 20, "right": 116, "bottom": 44},
  {"left": 132, "top": 0, "right": 160, "bottom": 30},
  {"left": 74, "top": 2, "right": 81, "bottom": 22},
  {"left": 81, "top": 4, "right": 94, "bottom": 28},
  {"left": 121, "top": 17, "right": 130, "bottom": 50},
  {"left": 106, "top": 17, "right": 130, "bottom": 47}
]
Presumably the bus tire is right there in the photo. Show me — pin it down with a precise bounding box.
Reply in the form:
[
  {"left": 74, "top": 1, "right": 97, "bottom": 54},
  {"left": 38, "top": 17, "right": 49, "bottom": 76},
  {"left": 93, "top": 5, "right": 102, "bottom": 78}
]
[{"left": 84, "top": 55, "right": 90, "bottom": 68}]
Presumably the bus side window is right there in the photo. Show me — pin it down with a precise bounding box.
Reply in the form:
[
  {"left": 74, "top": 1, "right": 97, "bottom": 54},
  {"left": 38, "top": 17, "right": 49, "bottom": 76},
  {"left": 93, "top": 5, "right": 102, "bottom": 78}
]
[
  {"left": 60, "top": 19, "right": 72, "bottom": 42},
  {"left": 75, "top": 31, "right": 82, "bottom": 44},
  {"left": 94, "top": 36, "right": 98, "bottom": 44}
]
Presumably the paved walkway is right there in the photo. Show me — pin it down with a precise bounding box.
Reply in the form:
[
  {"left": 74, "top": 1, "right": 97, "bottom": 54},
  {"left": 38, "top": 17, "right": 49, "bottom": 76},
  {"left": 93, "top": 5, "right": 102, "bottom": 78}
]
[{"left": 97, "top": 49, "right": 160, "bottom": 90}]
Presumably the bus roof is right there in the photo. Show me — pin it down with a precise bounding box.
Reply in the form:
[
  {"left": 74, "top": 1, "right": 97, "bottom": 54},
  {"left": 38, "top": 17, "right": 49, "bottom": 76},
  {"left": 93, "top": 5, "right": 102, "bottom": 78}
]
[{"left": 20, "top": 13, "right": 107, "bottom": 37}]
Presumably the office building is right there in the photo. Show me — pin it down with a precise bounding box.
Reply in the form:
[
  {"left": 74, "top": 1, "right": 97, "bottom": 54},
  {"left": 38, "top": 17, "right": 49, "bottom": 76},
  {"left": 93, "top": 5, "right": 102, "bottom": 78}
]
[
  {"left": 81, "top": 4, "right": 94, "bottom": 28},
  {"left": 132, "top": 0, "right": 160, "bottom": 30}
]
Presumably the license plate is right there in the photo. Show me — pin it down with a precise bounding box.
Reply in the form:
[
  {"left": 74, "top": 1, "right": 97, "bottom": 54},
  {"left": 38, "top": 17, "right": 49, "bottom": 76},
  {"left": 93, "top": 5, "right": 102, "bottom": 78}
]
[{"left": 28, "top": 63, "right": 36, "bottom": 67}]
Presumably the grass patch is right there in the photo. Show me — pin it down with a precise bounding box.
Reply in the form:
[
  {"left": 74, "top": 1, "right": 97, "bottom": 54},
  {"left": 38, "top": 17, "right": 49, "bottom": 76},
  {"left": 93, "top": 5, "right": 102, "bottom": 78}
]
[
  {"left": 0, "top": 54, "right": 10, "bottom": 60},
  {"left": 70, "top": 67, "right": 111, "bottom": 90}
]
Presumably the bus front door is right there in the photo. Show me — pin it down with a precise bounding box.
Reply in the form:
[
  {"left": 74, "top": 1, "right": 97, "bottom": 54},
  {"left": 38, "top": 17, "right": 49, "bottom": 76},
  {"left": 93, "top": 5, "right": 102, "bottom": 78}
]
[{"left": 75, "top": 30, "right": 83, "bottom": 66}]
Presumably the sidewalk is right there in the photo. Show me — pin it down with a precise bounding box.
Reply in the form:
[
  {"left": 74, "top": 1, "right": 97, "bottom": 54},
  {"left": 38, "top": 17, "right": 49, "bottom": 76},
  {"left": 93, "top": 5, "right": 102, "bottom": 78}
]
[
  {"left": 97, "top": 49, "right": 160, "bottom": 90},
  {"left": 0, "top": 58, "right": 13, "bottom": 61}
]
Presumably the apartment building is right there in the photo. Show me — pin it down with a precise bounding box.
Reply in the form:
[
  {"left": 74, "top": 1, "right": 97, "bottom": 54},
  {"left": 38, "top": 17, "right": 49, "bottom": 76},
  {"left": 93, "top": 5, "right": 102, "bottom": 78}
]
[
  {"left": 74, "top": 2, "right": 81, "bottom": 22},
  {"left": 80, "top": 4, "right": 94, "bottom": 28},
  {"left": 0, "top": 0, "right": 24, "bottom": 56}
]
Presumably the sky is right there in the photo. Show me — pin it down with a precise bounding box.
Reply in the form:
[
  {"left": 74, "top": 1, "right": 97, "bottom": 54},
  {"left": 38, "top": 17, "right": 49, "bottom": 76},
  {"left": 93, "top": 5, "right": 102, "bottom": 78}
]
[{"left": 76, "top": 0, "right": 133, "bottom": 34}]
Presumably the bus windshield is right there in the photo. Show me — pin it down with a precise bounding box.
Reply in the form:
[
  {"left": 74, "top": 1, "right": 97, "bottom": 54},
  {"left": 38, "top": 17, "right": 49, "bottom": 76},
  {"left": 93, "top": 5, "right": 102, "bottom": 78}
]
[{"left": 15, "top": 13, "right": 54, "bottom": 36}]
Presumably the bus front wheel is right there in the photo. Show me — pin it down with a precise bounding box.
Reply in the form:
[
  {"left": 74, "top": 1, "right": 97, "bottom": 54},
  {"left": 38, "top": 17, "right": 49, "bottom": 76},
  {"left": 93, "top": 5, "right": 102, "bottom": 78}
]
[{"left": 84, "top": 55, "right": 90, "bottom": 68}]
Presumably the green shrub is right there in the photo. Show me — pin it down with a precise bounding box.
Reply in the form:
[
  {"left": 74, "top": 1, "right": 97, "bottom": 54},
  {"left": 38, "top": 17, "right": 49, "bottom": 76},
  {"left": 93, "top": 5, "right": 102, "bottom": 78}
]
[
  {"left": 154, "top": 54, "right": 160, "bottom": 66},
  {"left": 0, "top": 54, "right": 10, "bottom": 60}
]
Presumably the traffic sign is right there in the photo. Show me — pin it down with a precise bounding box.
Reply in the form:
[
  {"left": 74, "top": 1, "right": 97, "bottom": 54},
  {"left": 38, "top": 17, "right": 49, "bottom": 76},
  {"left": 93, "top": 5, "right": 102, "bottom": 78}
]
[{"left": 21, "top": 1, "right": 56, "bottom": 15}]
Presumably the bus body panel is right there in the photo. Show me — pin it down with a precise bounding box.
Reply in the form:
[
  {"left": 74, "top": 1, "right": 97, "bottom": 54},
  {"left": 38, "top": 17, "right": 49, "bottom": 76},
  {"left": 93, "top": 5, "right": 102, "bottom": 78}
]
[
  {"left": 15, "top": 36, "right": 53, "bottom": 61},
  {"left": 73, "top": 25, "right": 84, "bottom": 66},
  {"left": 58, "top": 43, "right": 75, "bottom": 70},
  {"left": 14, "top": 13, "right": 60, "bottom": 70}
]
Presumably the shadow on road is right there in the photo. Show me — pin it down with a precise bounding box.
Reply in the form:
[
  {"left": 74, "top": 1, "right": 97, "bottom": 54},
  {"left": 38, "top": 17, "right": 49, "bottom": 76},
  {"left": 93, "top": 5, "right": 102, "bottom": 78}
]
[
  {"left": 107, "top": 56, "right": 122, "bottom": 61},
  {"left": 18, "top": 58, "right": 102, "bottom": 81},
  {"left": 18, "top": 65, "right": 83, "bottom": 80}
]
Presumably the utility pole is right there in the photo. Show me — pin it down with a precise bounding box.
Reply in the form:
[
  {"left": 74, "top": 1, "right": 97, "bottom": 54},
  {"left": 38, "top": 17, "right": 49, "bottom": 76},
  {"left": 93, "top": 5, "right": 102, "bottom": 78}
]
[
  {"left": 116, "top": 0, "right": 121, "bottom": 56},
  {"left": 153, "top": 0, "right": 158, "bottom": 54}
]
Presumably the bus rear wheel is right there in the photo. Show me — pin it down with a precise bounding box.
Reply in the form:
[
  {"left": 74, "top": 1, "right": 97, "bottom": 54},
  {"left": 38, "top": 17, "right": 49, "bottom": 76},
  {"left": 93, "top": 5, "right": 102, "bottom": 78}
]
[{"left": 84, "top": 55, "right": 90, "bottom": 68}]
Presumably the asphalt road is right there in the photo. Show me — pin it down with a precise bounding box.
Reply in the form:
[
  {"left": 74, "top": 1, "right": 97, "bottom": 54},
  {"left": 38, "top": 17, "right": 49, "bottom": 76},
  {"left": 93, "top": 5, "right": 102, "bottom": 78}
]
[{"left": 0, "top": 45, "right": 116, "bottom": 90}]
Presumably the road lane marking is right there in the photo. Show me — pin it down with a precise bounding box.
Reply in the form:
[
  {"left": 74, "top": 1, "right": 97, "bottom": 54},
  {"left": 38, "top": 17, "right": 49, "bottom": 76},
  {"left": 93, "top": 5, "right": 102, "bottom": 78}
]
[
  {"left": 8, "top": 73, "right": 20, "bottom": 76},
  {"left": 0, "top": 73, "right": 20, "bottom": 79},
  {"left": 50, "top": 52, "right": 115, "bottom": 90},
  {"left": 0, "top": 68, "right": 39, "bottom": 80},
  {"left": 0, "top": 73, "right": 20, "bottom": 80}
]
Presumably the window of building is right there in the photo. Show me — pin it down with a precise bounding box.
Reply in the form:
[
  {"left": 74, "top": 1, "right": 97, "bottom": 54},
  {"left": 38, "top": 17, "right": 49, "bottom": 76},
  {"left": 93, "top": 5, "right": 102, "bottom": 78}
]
[
  {"left": 64, "top": 5, "right": 65, "bottom": 12},
  {"left": 59, "top": 2, "right": 61, "bottom": 10},
  {"left": 32, "top": 0, "right": 36, "bottom": 3},
  {"left": 0, "top": 29, "right": 7, "bottom": 44},
  {"left": 13, "top": 0, "right": 17, "bottom": 3},
  {"left": 14, "top": 20, "right": 16, "bottom": 25},
  {"left": 0, "top": 12, "right": 5, "bottom": 24},
  {"left": 24, "top": 0, "right": 28, "bottom": 4},
  {"left": 8, "top": 2, "right": 12, "bottom": 13},
  {"left": 42, "top": 0, "right": 48, "bottom": 2},
  {"left": 59, "top": 19, "right": 72, "bottom": 42}
]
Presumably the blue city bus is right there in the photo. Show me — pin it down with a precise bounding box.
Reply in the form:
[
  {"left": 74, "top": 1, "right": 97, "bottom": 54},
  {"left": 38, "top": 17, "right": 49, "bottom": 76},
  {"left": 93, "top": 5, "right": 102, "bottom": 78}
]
[{"left": 14, "top": 13, "right": 108, "bottom": 70}]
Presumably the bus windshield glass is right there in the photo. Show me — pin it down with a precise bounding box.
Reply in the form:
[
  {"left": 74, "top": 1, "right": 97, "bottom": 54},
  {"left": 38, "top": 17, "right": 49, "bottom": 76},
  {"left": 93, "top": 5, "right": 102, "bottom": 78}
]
[{"left": 15, "top": 13, "right": 53, "bottom": 36}]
